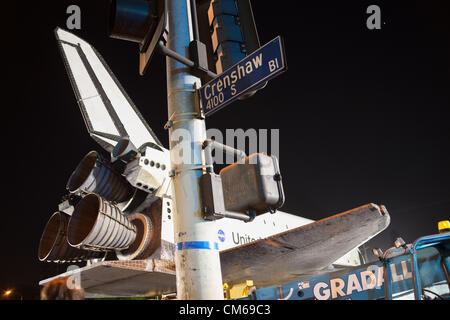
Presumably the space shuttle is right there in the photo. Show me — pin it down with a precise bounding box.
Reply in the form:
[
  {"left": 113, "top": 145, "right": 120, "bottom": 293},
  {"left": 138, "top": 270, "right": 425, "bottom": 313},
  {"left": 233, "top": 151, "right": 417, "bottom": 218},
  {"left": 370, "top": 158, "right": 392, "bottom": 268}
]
[{"left": 38, "top": 28, "right": 390, "bottom": 297}]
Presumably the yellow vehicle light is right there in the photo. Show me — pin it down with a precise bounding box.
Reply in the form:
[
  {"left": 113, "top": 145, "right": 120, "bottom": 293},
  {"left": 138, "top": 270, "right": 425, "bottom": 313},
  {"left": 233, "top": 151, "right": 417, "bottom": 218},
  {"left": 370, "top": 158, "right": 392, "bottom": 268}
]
[{"left": 438, "top": 220, "right": 450, "bottom": 233}]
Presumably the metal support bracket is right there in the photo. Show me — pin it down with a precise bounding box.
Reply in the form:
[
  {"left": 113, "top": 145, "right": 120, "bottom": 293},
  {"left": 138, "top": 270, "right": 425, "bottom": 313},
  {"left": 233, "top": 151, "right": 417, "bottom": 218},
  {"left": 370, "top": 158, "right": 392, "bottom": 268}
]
[
  {"left": 170, "top": 164, "right": 214, "bottom": 177},
  {"left": 157, "top": 41, "right": 217, "bottom": 79},
  {"left": 164, "top": 83, "right": 204, "bottom": 130}
]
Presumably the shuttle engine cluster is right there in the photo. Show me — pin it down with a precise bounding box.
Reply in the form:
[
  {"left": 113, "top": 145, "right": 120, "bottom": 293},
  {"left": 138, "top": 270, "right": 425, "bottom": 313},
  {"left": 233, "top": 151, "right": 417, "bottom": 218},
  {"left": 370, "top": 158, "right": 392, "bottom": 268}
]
[{"left": 38, "top": 147, "right": 167, "bottom": 264}]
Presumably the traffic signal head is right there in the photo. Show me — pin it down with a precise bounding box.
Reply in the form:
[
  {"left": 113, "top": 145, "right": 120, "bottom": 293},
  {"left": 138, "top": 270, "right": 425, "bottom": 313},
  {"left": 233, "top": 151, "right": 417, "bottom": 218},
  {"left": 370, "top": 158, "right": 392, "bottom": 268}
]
[
  {"left": 108, "top": 0, "right": 165, "bottom": 74},
  {"left": 204, "top": 0, "right": 260, "bottom": 74},
  {"left": 220, "top": 153, "right": 285, "bottom": 216},
  {"left": 201, "top": 153, "right": 285, "bottom": 221},
  {"left": 108, "top": 0, "right": 260, "bottom": 77},
  {"left": 109, "top": 0, "right": 157, "bottom": 44}
]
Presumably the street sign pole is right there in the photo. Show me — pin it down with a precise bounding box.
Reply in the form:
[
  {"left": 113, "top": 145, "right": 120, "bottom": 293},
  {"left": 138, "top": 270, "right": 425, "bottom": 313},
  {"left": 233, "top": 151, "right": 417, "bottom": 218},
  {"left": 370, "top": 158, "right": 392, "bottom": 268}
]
[{"left": 166, "top": 0, "right": 224, "bottom": 299}]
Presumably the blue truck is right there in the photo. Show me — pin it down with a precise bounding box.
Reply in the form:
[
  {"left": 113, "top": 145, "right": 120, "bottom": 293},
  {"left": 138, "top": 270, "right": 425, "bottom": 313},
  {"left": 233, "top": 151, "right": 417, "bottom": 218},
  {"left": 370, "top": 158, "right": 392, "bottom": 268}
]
[{"left": 243, "top": 222, "right": 450, "bottom": 300}]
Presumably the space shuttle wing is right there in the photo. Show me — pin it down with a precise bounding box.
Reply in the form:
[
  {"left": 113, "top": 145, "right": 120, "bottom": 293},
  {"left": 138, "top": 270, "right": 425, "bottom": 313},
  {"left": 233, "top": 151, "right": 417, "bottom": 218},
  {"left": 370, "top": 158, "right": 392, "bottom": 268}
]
[
  {"left": 220, "top": 203, "right": 390, "bottom": 288},
  {"left": 55, "top": 28, "right": 164, "bottom": 152}
]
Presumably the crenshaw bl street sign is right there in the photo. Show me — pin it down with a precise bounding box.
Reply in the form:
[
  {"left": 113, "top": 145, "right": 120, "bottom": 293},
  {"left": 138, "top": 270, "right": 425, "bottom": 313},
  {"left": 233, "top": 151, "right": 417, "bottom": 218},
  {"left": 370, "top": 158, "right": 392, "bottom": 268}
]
[{"left": 199, "top": 36, "right": 287, "bottom": 117}]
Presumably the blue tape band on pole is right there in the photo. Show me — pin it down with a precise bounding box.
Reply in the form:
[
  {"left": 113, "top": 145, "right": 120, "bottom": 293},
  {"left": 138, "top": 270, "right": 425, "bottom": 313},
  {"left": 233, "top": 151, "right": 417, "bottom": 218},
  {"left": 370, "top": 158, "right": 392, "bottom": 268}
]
[{"left": 176, "top": 241, "right": 219, "bottom": 251}]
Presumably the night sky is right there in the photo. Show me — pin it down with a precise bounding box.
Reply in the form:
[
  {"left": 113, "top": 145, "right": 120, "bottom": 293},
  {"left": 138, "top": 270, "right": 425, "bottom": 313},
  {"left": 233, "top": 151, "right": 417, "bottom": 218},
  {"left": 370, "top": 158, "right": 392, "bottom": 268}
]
[{"left": 1, "top": 1, "right": 449, "bottom": 299}]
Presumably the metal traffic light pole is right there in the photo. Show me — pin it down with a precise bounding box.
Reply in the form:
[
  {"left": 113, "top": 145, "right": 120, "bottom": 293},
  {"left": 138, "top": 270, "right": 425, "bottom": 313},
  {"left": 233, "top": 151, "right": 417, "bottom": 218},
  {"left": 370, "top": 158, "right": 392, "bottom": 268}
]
[{"left": 165, "top": 0, "right": 224, "bottom": 299}]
